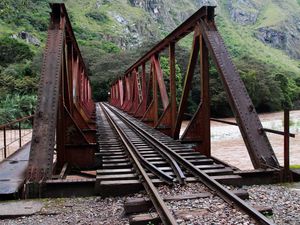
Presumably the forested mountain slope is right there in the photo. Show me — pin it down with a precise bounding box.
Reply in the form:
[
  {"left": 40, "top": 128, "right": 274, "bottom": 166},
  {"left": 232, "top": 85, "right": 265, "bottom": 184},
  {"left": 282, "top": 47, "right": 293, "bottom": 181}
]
[{"left": 0, "top": 0, "right": 299, "bottom": 122}]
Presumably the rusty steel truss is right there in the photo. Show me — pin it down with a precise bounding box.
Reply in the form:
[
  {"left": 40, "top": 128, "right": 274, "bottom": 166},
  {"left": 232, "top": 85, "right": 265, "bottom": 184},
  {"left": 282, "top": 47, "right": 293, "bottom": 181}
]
[
  {"left": 25, "top": 3, "right": 97, "bottom": 197},
  {"left": 109, "top": 6, "right": 280, "bottom": 170}
]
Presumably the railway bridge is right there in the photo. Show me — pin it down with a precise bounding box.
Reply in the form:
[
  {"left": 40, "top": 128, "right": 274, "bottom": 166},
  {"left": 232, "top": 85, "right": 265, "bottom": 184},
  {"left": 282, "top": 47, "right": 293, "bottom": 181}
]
[{"left": 0, "top": 3, "right": 298, "bottom": 225}]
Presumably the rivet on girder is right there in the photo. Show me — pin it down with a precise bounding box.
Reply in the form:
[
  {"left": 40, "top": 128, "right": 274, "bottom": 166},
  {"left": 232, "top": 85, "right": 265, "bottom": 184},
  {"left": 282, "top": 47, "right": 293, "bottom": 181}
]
[
  {"left": 34, "top": 138, "right": 40, "bottom": 144},
  {"left": 248, "top": 105, "right": 254, "bottom": 112},
  {"left": 38, "top": 111, "right": 43, "bottom": 118}
]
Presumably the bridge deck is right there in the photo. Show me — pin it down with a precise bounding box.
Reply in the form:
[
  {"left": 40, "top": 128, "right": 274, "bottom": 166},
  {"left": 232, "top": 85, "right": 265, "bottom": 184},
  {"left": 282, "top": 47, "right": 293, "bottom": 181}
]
[{"left": 0, "top": 142, "right": 30, "bottom": 199}]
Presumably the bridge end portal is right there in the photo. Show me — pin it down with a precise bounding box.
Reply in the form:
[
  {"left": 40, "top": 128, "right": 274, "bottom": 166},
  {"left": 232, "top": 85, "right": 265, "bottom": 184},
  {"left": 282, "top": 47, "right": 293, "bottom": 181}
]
[
  {"left": 109, "top": 6, "right": 281, "bottom": 170},
  {"left": 25, "top": 3, "right": 97, "bottom": 198}
]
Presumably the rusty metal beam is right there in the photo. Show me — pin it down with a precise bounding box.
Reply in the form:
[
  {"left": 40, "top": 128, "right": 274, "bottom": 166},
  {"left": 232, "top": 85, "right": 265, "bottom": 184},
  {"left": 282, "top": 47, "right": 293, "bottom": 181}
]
[
  {"left": 134, "top": 64, "right": 147, "bottom": 117},
  {"left": 152, "top": 55, "right": 169, "bottom": 110},
  {"left": 124, "top": 7, "right": 214, "bottom": 75},
  {"left": 174, "top": 27, "right": 201, "bottom": 139},
  {"left": 199, "top": 17, "right": 279, "bottom": 169},
  {"left": 130, "top": 69, "right": 140, "bottom": 114},
  {"left": 169, "top": 43, "right": 177, "bottom": 137},
  {"left": 27, "top": 4, "right": 64, "bottom": 184},
  {"left": 112, "top": 6, "right": 280, "bottom": 169},
  {"left": 26, "top": 3, "right": 96, "bottom": 197},
  {"left": 180, "top": 34, "right": 211, "bottom": 156}
]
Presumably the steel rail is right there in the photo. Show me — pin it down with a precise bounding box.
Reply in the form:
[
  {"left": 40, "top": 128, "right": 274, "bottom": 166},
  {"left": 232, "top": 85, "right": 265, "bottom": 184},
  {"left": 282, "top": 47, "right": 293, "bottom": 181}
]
[
  {"left": 106, "top": 104, "right": 275, "bottom": 225},
  {"left": 99, "top": 103, "right": 177, "bottom": 225},
  {"left": 104, "top": 103, "right": 186, "bottom": 184},
  {"left": 100, "top": 104, "right": 174, "bottom": 184}
]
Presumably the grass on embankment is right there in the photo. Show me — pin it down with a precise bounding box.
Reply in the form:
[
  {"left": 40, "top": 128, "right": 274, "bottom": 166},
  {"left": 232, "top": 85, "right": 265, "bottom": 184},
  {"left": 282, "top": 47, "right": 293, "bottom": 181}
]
[{"left": 290, "top": 165, "right": 300, "bottom": 169}]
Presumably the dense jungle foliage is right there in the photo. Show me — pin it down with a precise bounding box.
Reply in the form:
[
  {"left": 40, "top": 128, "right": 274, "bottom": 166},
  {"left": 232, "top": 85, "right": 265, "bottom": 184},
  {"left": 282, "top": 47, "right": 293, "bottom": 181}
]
[{"left": 0, "top": 0, "right": 300, "bottom": 124}]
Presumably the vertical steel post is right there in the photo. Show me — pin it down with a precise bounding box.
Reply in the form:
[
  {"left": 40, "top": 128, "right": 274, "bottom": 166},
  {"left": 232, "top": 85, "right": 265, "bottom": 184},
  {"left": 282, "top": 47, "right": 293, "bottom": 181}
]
[
  {"left": 153, "top": 58, "right": 158, "bottom": 125},
  {"left": 153, "top": 55, "right": 169, "bottom": 110},
  {"left": 142, "top": 63, "right": 147, "bottom": 105},
  {"left": 169, "top": 43, "right": 176, "bottom": 138},
  {"left": 284, "top": 109, "right": 290, "bottom": 181},
  {"left": 199, "top": 35, "right": 210, "bottom": 156},
  {"left": 173, "top": 27, "right": 200, "bottom": 139},
  {"left": 19, "top": 121, "right": 22, "bottom": 148},
  {"left": 3, "top": 126, "right": 7, "bottom": 158}
]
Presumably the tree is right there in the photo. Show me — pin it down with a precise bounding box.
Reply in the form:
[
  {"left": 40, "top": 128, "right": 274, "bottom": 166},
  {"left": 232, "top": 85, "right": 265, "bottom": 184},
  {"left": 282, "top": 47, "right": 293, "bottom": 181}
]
[
  {"left": 159, "top": 56, "right": 182, "bottom": 104},
  {"left": 0, "top": 37, "right": 34, "bottom": 66}
]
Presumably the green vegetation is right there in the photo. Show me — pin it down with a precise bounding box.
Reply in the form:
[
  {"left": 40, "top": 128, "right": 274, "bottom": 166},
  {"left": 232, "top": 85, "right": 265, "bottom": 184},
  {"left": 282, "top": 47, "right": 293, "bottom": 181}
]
[
  {"left": 0, "top": 57, "right": 38, "bottom": 123},
  {"left": 0, "top": 37, "right": 34, "bottom": 66},
  {"left": 290, "top": 165, "right": 300, "bottom": 169},
  {"left": 0, "top": 0, "right": 300, "bottom": 123},
  {"left": 85, "top": 11, "right": 109, "bottom": 23},
  {"left": 256, "top": 1, "right": 286, "bottom": 27},
  {"left": 0, "top": 94, "right": 37, "bottom": 124},
  {"left": 159, "top": 56, "right": 183, "bottom": 104},
  {"left": 213, "top": 0, "right": 300, "bottom": 115}
]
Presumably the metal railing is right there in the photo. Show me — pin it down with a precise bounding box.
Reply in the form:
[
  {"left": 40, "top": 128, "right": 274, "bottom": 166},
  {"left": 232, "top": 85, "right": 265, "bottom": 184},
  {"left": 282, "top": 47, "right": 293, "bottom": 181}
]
[
  {"left": 0, "top": 115, "right": 34, "bottom": 160},
  {"left": 211, "top": 109, "right": 295, "bottom": 180}
]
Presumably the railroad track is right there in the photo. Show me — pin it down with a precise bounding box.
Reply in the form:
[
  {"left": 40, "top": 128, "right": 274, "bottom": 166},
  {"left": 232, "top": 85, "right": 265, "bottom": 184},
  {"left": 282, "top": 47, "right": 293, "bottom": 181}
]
[{"left": 97, "top": 102, "right": 274, "bottom": 225}]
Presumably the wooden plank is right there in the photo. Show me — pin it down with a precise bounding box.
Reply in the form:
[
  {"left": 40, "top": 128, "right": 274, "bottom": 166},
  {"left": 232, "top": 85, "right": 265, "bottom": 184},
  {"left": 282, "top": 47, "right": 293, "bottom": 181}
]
[
  {"left": 96, "top": 179, "right": 142, "bottom": 196},
  {"left": 164, "top": 193, "right": 211, "bottom": 201},
  {"left": 232, "top": 189, "right": 249, "bottom": 200},
  {"left": 129, "top": 213, "right": 160, "bottom": 225},
  {"left": 96, "top": 174, "right": 137, "bottom": 181},
  {"left": 125, "top": 198, "right": 153, "bottom": 214},
  {"left": 253, "top": 205, "right": 273, "bottom": 215},
  {"left": 97, "top": 168, "right": 133, "bottom": 174},
  {"left": 102, "top": 159, "right": 130, "bottom": 163},
  {"left": 211, "top": 175, "right": 243, "bottom": 186},
  {"left": 102, "top": 162, "right": 132, "bottom": 169},
  {"left": 196, "top": 164, "right": 225, "bottom": 170},
  {"left": 189, "top": 159, "right": 214, "bottom": 165},
  {"left": 125, "top": 190, "right": 249, "bottom": 215},
  {"left": 204, "top": 168, "right": 234, "bottom": 176}
]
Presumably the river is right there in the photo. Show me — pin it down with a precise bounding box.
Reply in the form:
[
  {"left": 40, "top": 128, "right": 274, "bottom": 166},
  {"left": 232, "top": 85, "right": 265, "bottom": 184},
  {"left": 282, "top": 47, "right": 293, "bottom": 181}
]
[{"left": 181, "top": 110, "right": 300, "bottom": 170}]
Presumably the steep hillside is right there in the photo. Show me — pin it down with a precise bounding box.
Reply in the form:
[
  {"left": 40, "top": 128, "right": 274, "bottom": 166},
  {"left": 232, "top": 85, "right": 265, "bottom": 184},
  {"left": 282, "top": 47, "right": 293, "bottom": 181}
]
[
  {"left": 0, "top": 0, "right": 299, "bottom": 121},
  {"left": 218, "top": 0, "right": 300, "bottom": 73}
]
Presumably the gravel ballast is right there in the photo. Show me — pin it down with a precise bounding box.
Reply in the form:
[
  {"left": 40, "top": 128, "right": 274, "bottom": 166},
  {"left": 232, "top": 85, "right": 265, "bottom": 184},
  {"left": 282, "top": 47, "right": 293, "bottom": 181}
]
[
  {"left": 245, "top": 184, "right": 300, "bottom": 225},
  {"left": 0, "top": 183, "right": 299, "bottom": 225}
]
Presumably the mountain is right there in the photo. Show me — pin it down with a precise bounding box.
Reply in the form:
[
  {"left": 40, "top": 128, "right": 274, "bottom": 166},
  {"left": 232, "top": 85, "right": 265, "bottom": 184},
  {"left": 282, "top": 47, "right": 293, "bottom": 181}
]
[{"left": 0, "top": 0, "right": 299, "bottom": 121}]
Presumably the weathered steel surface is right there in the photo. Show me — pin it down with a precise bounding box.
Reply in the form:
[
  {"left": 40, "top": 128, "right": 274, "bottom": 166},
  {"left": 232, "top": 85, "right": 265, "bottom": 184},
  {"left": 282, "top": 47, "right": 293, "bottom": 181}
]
[
  {"left": 174, "top": 27, "right": 201, "bottom": 139},
  {"left": 134, "top": 64, "right": 147, "bottom": 118},
  {"left": 27, "top": 25, "right": 64, "bottom": 182},
  {"left": 110, "top": 6, "right": 280, "bottom": 169},
  {"left": 200, "top": 20, "right": 279, "bottom": 168},
  {"left": 124, "top": 7, "right": 213, "bottom": 74},
  {"left": 180, "top": 34, "right": 211, "bottom": 156},
  {"left": 25, "top": 3, "right": 96, "bottom": 197},
  {"left": 102, "top": 104, "right": 177, "bottom": 225},
  {"left": 107, "top": 104, "right": 275, "bottom": 225},
  {"left": 152, "top": 55, "right": 169, "bottom": 110},
  {"left": 169, "top": 43, "right": 177, "bottom": 137}
]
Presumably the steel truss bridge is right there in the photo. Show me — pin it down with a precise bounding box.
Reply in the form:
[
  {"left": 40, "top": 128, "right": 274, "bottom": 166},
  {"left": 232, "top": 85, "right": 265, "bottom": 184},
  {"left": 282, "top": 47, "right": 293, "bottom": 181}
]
[{"left": 0, "top": 3, "right": 297, "bottom": 225}]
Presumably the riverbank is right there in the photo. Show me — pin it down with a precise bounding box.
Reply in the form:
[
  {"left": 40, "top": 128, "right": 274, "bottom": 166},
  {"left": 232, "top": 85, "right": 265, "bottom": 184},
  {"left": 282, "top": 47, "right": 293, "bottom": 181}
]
[{"left": 210, "top": 110, "right": 300, "bottom": 170}]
